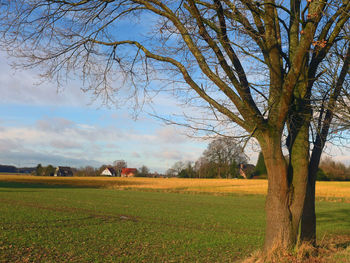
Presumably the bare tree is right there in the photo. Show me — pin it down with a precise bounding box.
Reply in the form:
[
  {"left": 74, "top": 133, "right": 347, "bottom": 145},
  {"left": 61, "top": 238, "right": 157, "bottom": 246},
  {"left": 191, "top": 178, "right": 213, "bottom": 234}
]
[
  {"left": 1, "top": 0, "right": 349, "bottom": 253},
  {"left": 113, "top": 160, "right": 127, "bottom": 176},
  {"left": 201, "top": 137, "right": 247, "bottom": 178},
  {"left": 167, "top": 161, "right": 186, "bottom": 177},
  {"left": 138, "top": 165, "right": 150, "bottom": 177}
]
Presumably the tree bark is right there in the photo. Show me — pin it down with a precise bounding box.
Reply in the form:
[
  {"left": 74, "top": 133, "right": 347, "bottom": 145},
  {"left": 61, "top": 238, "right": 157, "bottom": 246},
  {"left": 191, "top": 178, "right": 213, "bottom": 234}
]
[
  {"left": 300, "top": 165, "right": 317, "bottom": 244},
  {"left": 288, "top": 119, "right": 310, "bottom": 241},
  {"left": 263, "top": 146, "right": 293, "bottom": 251},
  {"left": 262, "top": 124, "right": 309, "bottom": 252},
  {"left": 264, "top": 151, "right": 294, "bottom": 251},
  {"left": 300, "top": 130, "right": 323, "bottom": 244}
]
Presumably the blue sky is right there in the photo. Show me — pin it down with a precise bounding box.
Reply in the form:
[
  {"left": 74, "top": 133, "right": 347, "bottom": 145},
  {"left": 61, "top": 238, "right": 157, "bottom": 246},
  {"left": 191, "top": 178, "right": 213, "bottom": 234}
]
[{"left": 0, "top": 51, "right": 213, "bottom": 172}]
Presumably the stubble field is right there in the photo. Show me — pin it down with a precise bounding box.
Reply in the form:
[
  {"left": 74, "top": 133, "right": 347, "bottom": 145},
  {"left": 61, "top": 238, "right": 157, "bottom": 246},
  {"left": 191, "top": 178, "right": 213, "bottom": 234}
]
[
  {"left": 0, "top": 174, "right": 350, "bottom": 262},
  {"left": 1, "top": 174, "right": 350, "bottom": 200}
]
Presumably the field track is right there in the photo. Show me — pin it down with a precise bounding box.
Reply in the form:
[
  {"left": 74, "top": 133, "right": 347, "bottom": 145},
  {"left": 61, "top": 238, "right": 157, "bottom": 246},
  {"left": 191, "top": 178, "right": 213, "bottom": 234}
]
[{"left": 1, "top": 174, "right": 350, "bottom": 200}]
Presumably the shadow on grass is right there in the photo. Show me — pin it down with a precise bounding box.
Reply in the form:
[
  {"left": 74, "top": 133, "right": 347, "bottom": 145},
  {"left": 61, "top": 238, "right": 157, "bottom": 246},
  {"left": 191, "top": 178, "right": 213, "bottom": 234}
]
[
  {"left": 317, "top": 208, "right": 350, "bottom": 228},
  {"left": 0, "top": 181, "right": 88, "bottom": 190},
  {"left": 335, "top": 240, "right": 350, "bottom": 249}
]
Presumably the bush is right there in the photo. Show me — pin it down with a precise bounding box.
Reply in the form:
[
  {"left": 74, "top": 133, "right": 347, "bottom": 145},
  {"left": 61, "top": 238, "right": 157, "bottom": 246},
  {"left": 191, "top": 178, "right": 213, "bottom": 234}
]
[
  {"left": 319, "top": 157, "right": 350, "bottom": 181},
  {"left": 316, "top": 168, "right": 329, "bottom": 181},
  {"left": 254, "top": 152, "right": 267, "bottom": 177}
]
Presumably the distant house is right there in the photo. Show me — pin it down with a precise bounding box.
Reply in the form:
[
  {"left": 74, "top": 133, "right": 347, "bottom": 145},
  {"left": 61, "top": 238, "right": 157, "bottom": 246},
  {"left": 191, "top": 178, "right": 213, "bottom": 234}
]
[
  {"left": 239, "top": 164, "right": 255, "bottom": 179},
  {"left": 54, "top": 166, "right": 73, "bottom": 177},
  {"left": 101, "top": 167, "right": 116, "bottom": 177},
  {"left": 121, "top": 168, "right": 137, "bottom": 177}
]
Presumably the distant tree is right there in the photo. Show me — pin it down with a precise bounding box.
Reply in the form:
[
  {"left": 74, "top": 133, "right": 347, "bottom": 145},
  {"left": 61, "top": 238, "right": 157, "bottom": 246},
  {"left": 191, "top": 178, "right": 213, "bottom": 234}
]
[
  {"left": 229, "top": 160, "right": 240, "bottom": 178},
  {"left": 319, "top": 157, "right": 350, "bottom": 181},
  {"left": 254, "top": 152, "right": 267, "bottom": 178},
  {"left": 194, "top": 157, "right": 216, "bottom": 178},
  {"left": 200, "top": 137, "right": 247, "bottom": 178},
  {"left": 137, "top": 165, "right": 150, "bottom": 177},
  {"left": 201, "top": 162, "right": 217, "bottom": 178},
  {"left": 44, "top": 165, "right": 56, "bottom": 177},
  {"left": 167, "top": 161, "right": 185, "bottom": 177},
  {"left": 316, "top": 168, "right": 329, "bottom": 181},
  {"left": 166, "top": 161, "right": 196, "bottom": 178},
  {"left": 74, "top": 166, "right": 98, "bottom": 177},
  {"left": 113, "top": 160, "right": 127, "bottom": 176},
  {"left": 85, "top": 166, "right": 98, "bottom": 177},
  {"left": 165, "top": 168, "right": 177, "bottom": 178},
  {"left": 178, "top": 161, "right": 196, "bottom": 178},
  {"left": 35, "top": 164, "right": 44, "bottom": 176},
  {"left": 178, "top": 169, "right": 189, "bottom": 178}
]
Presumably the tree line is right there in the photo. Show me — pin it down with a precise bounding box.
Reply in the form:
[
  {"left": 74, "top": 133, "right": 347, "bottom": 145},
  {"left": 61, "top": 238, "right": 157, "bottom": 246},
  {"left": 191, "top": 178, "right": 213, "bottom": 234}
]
[
  {"left": 167, "top": 137, "right": 252, "bottom": 178},
  {"left": 29, "top": 139, "right": 350, "bottom": 181},
  {"left": 252, "top": 152, "right": 350, "bottom": 181}
]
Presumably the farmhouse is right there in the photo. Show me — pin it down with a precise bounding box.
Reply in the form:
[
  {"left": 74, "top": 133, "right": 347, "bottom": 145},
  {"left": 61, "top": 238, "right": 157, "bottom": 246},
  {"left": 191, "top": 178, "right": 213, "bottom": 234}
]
[
  {"left": 54, "top": 166, "right": 73, "bottom": 177},
  {"left": 101, "top": 167, "right": 116, "bottom": 176},
  {"left": 121, "top": 168, "right": 137, "bottom": 177}
]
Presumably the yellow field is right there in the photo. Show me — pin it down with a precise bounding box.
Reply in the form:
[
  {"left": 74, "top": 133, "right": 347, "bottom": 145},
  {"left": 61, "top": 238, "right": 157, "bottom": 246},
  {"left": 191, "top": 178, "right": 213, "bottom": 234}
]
[{"left": 1, "top": 174, "right": 350, "bottom": 200}]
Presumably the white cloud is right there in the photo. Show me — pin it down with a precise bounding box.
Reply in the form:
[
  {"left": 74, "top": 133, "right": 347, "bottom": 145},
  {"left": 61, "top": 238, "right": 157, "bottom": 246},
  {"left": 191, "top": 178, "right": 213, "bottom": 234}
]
[
  {"left": 0, "top": 52, "right": 93, "bottom": 107},
  {"left": 0, "top": 115, "right": 207, "bottom": 171},
  {"left": 0, "top": 150, "right": 102, "bottom": 168},
  {"left": 132, "top": 152, "right": 141, "bottom": 158},
  {"left": 0, "top": 138, "right": 22, "bottom": 152},
  {"left": 36, "top": 117, "right": 75, "bottom": 132},
  {"left": 155, "top": 126, "right": 187, "bottom": 144},
  {"left": 50, "top": 139, "right": 82, "bottom": 149},
  {"left": 154, "top": 150, "right": 183, "bottom": 160}
]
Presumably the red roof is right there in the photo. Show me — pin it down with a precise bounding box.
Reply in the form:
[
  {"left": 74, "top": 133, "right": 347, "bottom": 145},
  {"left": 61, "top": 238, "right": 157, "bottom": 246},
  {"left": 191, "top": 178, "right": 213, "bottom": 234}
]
[{"left": 121, "top": 168, "right": 137, "bottom": 175}]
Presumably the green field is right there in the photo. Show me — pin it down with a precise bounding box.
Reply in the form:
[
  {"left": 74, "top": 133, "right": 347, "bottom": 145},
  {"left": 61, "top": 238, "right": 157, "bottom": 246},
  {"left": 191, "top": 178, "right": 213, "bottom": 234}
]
[{"left": 1, "top": 181, "right": 350, "bottom": 262}]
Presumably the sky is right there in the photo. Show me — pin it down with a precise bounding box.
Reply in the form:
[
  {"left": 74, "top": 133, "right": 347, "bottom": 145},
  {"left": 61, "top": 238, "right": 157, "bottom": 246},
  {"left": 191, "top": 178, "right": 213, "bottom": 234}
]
[
  {"left": 0, "top": 51, "right": 212, "bottom": 172},
  {"left": 1, "top": 47, "right": 350, "bottom": 172}
]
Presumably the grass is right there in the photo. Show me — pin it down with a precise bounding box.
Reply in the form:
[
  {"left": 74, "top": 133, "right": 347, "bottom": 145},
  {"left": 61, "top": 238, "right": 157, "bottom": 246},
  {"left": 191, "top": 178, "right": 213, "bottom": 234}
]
[
  {"left": 1, "top": 176, "right": 350, "bottom": 262},
  {"left": 0, "top": 182, "right": 266, "bottom": 262}
]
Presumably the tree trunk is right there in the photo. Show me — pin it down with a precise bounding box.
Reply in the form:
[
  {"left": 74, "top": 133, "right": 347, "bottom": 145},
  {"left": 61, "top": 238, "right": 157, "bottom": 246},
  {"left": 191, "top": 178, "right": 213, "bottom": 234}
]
[
  {"left": 300, "top": 170, "right": 316, "bottom": 244},
  {"left": 262, "top": 126, "right": 309, "bottom": 253},
  {"left": 287, "top": 108, "right": 311, "bottom": 245},
  {"left": 264, "top": 151, "right": 295, "bottom": 251},
  {"left": 300, "top": 144, "right": 322, "bottom": 244},
  {"left": 301, "top": 46, "right": 350, "bottom": 244}
]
